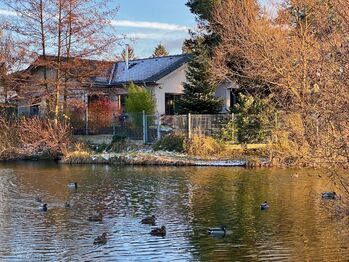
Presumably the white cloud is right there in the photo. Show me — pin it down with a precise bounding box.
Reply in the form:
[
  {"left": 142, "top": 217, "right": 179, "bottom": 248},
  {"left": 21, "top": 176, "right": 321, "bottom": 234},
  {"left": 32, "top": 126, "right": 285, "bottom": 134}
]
[
  {"left": 111, "top": 20, "right": 189, "bottom": 32},
  {"left": 0, "top": 8, "right": 190, "bottom": 32},
  {"left": 124, "top": 32, "right": 165, "bottom": 40},
  {"left": 0, "top": 9, "right": 17, "bottom": 17}
]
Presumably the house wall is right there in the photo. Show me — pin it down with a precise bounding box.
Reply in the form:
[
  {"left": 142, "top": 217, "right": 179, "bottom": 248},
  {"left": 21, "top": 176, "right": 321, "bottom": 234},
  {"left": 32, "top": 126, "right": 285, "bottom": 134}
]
[
  {"left": 149, "top": 64, "right": 240, "bottom": 115},
  {"left": 153, "top": 64, "right": 188, "bottom": 115},
  {"left": 215, "top": 81, "right": 240, "bottom": 113}
]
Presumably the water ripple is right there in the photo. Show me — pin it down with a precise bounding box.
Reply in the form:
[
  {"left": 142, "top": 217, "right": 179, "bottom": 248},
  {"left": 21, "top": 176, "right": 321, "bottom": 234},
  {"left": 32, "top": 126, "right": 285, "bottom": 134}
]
[{"left": 0, "top": 164, "right": 348, "bottom": 261}]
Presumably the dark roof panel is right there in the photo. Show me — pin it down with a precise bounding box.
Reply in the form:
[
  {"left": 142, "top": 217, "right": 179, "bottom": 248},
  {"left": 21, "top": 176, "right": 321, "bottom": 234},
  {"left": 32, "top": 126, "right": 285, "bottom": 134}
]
[{"left": 109, "top": 54, "right": 190, "bottom": 85}]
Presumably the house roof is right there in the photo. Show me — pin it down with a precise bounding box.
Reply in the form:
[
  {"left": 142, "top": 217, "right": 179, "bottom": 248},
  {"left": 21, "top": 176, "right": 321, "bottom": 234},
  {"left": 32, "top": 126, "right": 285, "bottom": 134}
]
[
  {"left": 21, "top": 55, "right": 114, "bottom": 83},
  {"left": 94, "top": 54, "right": 190, "bottom": 86}
]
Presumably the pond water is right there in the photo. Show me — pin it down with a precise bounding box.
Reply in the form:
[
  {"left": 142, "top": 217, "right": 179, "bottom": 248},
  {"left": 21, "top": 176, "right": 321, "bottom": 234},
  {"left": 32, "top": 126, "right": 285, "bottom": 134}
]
[{"left": 0, "top": 162, "right": 348, "bottom": 261}]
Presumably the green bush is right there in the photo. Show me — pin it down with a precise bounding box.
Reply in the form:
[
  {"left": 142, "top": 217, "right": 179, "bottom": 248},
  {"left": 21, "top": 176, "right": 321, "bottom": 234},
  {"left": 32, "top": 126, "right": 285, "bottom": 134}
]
[
  {"left": 231, "top": 94, "right": 275, "bottom": 143},
  {"left": 153, "top": 133, "right": 185, "bottom": 152},
  {"left": 125, "top": 82, "right": 155, "bottom": 115},
  {"left": 216, "top": 118, "right": 237, "bottom": 142},
  {"left": 125, "top": 82, "right": 156, "bottom": 130}
]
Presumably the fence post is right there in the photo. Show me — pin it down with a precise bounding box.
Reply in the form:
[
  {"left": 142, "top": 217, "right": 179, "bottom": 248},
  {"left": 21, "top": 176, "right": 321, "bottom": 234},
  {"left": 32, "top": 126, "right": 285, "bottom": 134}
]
[
  {"left": 84, "top": 92, "right": 89, "bottom": 135},
  {"left": 157, "top": 113, "right": 161, "bottom": 141},
  {"left": 231, "top": 113, "right": 236, "bottom": 142},
  {"left": 188, "top": 113, "right": 192, "bottom": 139},
  {"left": 112, "top": 110, "right": 116, "bottom": 136},
  {"left": 142, "top": 110, "right": 146, "bottom": 144}
]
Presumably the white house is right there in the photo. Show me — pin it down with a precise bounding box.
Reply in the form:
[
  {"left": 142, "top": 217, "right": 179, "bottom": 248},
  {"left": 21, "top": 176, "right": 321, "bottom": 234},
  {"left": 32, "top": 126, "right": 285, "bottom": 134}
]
[
  {"left": 94, "top": 54, "right": 238, "bottom": 115},
  {"left": 4, "top": 54, "right": 238, "bottom": 117}
]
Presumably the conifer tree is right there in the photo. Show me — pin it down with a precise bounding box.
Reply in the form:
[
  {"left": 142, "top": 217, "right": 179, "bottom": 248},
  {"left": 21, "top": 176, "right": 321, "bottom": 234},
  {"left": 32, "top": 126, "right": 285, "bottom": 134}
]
[
  {"left": 152, "top": 43, "right": 169, "bottom": 57},
  {"left": 178, "top": 39, "right": 222, "bottom": 114}
]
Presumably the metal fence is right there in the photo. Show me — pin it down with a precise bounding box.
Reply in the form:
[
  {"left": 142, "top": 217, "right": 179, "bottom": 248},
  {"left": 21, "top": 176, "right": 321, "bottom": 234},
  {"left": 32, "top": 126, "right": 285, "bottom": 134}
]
[
  {"left": 160, "top": 114, "right": 233, "bottom": 138},
  {"left": 70, "top": 112, "right": 277, "bottom": 144}
]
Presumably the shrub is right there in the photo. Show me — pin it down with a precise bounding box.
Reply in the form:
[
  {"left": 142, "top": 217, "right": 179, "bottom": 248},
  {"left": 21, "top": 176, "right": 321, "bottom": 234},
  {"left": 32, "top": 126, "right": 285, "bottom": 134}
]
[
  {"left": 231, "top": 94, "right": 275, "bottom": 143},
  {"left": 216, "top": 118, "right": 237, "bottom": 142},
  {"left": 0, "top": 115, "right": 73, "bottom": 160},
  {"left": 88, "top": 97, "right": 119, "bottom": 134},
  {"left": 125, "top": 82, "right": 155, "bottom": 115},
  {"left": 63, "top": 142, "right": 92, "bottom": 163},
  {"left": 184, "top": 135, "right": 223, "bottom": 158},
  {"left": 153, "top": 133, "right": 185, "bottom": 152},
  {"left": 19, "top": 117, "right": 72, "bottom": 158},
  {"left": 125, "top": 82, "right": 156, "bottom": 130},
  {"left": 109, "top": 134, "right": 127, "bottom": 152},
  {"left": 0, "top": 115, "right": 20, "bottom": 160}
]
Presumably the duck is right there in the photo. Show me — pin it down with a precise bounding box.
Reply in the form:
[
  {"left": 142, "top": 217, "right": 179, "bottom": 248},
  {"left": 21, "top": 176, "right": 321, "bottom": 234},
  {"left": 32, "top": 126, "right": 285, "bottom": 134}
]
[
  {"left": 208, "top": 226, "right": 227, "bottom": 237},
  {"left": 87, "top": 212, "right": 103, "bottom": 222},
  {"left": 150, "top": 226, "right": 166, "bottom": 237},
  {"left": 141, "top": 215, "right": 156, "bottom": 226},
  {"left": 64, "top": 202, "right": 71, "bottom": 208},
  {"left": 67, "top": 182, "right": 78, "bottom": 189},
  {"left": 40, "top": 203, "right": 48, "bottom": 212},
  {"left": 93, "top": 232, "right": 107, "bottom": 245},
  {"left": 321, "top": 191, "right": 337, "bottom": 200},
  {"left": 260, "top": 201, "right": 269, "bottom": 210}
]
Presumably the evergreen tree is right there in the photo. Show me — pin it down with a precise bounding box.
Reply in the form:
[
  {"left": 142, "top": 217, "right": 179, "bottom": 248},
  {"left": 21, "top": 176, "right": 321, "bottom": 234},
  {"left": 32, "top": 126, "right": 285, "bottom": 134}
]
[
  {"left": 186, "top": 0, "right": 220, "bottom": 25},
  {"left": 121, "top": 45, "right": 135, "bottom": 61},
  {"left": 178, "top": 39, "right": 223, "bottom": 114},
  {"left": 182, "top": 39, "right": 194, "bottom": 54},
  {"left": 152, "top": 43, "right": 169, "bottom": 57}
]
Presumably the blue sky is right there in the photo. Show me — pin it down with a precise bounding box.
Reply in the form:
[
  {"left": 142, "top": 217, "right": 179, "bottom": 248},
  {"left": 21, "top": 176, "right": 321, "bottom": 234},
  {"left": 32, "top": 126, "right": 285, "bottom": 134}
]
[
  {"left": 0, "top": 0, "right": 196, "bottom": 58},
  {"left": 0, "top": 1, "right": 276, "bottom": 59},
  {"left": 114, "top": 0, "right": 196, "bottom": 57}
]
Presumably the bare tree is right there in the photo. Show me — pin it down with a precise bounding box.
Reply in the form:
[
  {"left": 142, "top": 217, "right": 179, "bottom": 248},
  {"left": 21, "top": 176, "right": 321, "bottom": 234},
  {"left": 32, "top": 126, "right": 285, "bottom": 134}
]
[
  {"left": 210, "top": 0, "right": 349, "bottom": 211},
  {"left": 2, "top": 0, "right": 120, "bottom": 119}
]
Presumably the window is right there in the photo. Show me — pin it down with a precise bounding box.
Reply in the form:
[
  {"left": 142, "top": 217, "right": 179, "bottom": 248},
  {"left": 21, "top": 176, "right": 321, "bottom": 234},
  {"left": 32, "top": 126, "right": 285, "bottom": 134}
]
[
  {"left": 165, "top": 93, "right": 181, "bottom": 115},
  {"left": 230, "top": 90, "right": 237, "bottom": 108}
]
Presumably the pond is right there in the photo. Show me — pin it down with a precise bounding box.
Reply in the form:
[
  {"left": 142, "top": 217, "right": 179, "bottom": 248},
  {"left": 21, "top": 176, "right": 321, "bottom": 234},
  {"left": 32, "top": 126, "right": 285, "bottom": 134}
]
[{"left": 0, "top": 162, "right": 348, "bottom": 261}]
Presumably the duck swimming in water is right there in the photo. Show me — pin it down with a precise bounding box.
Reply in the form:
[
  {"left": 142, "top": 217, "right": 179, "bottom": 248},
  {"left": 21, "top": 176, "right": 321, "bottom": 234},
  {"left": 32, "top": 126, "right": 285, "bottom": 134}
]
[
  {"left": 40, "top": 203, "right": 48, "bottom": 212},
  {"left": 321, "top": 192, "right": 337, "bottom": 200},
  {"left": 150, "top": 226, "right": 166, "bottom": 237},
  {"left": 88, "top": 212, "right": 103, "bottom": 222},
  {"left": 141, "top": 215, "right": 156, "bottom": 226},
  {"left": 93, "top": 232, "right": 107, "bottom": 245},
  {"left": 67, "top": 182, "right": 78, "bottom": 189},
  {"left": 260, "top": 201, "right": 269, "bottom": 210},
  {"left": 208, "top": 226, "right": 227, "bottom": 237}
]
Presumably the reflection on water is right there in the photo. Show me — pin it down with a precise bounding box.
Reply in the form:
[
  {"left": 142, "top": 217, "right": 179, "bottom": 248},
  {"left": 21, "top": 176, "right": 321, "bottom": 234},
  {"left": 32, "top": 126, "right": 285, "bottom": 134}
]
[{"left": 0, "top": 162, "right": 348, "bottom": 261}]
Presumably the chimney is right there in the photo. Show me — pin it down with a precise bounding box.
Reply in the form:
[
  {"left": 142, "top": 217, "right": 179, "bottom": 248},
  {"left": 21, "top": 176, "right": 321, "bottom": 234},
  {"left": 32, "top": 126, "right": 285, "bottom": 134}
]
[{"left": 125, "top": 44, "right": 129, "bottom": 71}]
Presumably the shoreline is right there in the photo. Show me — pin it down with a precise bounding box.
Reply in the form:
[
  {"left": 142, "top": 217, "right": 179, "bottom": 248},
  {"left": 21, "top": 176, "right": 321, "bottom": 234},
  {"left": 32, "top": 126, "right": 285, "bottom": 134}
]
[
  {"left": 60, "top": 151, "right": 272, "bottom": 167},
  {"left": 1, "top": 150, "right": 273, "bottom": 168}
]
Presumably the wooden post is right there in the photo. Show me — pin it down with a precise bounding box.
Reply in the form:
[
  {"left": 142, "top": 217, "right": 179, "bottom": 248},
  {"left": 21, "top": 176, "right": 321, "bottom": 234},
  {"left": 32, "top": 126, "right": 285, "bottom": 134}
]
[
  {"left": 118, "top": 95, "right": 121, "bottom": 110},
  {"left": 188, "top": 113, "right": 192, "bottom": 139},
  {"left": 84, "top": 92, "right": 89, "bottom": 135}
]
